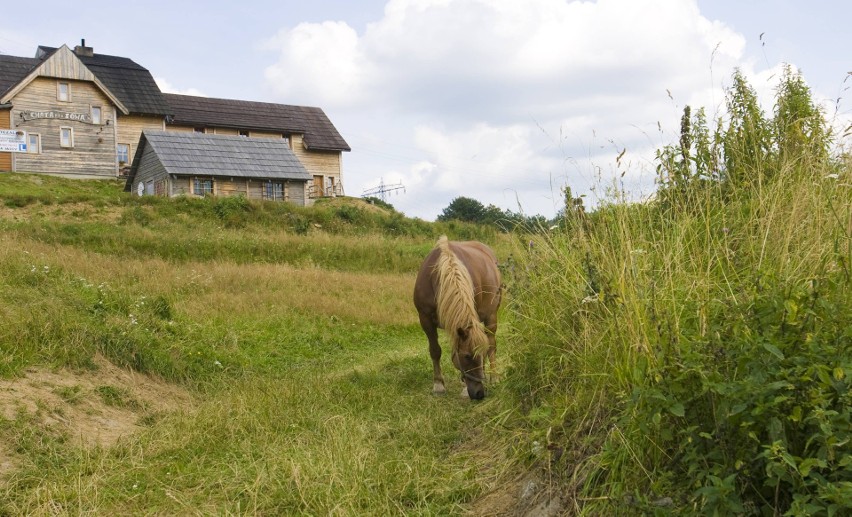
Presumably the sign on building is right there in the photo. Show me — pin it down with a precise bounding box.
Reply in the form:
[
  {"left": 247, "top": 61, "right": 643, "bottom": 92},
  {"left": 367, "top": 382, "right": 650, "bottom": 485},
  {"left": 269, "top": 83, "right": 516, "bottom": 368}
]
[{"left": 0, "top": 129, "right": 27, "bottom": 152}]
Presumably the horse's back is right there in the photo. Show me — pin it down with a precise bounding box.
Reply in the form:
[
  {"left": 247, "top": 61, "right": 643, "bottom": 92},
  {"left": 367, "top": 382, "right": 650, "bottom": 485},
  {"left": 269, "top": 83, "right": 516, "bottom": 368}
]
[
  {"left": 413, "top": 239, "right": 501, "bottom": 322},
  {"left": 448, "top": 240, "right": 501, "bottom": 290}
]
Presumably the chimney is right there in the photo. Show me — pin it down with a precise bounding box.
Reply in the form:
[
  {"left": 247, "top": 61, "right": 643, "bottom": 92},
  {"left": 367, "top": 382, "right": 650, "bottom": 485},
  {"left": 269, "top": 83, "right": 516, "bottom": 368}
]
[{"left": 74, "top": 39, "right": 93, "bottom": 57}]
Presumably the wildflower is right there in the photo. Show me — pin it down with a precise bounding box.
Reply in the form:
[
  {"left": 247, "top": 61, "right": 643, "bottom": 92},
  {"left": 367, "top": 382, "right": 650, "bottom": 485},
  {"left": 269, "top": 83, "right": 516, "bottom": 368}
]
[{"left": 825, "top": 173, "right": 839, "bottom": 180}]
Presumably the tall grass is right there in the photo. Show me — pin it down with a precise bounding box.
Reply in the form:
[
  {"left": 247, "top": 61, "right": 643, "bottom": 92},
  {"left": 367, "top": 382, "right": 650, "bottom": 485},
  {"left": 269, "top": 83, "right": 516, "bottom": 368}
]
[{"left": 503, "top": 68, "right": 852, "bottom": 514}]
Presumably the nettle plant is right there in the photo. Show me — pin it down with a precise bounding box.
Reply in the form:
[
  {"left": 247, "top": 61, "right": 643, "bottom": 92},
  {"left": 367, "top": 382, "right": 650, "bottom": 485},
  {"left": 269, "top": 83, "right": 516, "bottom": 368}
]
[{"left": 636, "top": 67, "right": 852, "bottom": 514}]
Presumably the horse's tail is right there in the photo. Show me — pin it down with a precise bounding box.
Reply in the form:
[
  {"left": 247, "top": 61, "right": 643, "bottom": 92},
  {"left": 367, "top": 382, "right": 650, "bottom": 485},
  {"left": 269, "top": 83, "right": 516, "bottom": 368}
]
[{"left": 434, "top": 236, "right": 489, "bottom": 355}]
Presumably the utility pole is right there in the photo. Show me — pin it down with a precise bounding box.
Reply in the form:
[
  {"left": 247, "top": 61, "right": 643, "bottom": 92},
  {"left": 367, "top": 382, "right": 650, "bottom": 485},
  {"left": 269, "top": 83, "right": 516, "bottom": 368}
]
[{"left": 361, "top": 178, "right": 405, "bottom": 202}]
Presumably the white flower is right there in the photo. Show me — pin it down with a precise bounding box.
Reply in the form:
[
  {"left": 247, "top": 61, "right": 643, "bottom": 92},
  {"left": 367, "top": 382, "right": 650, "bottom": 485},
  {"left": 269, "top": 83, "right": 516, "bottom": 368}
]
[{"left": 826, "top": 173, "right": 839, "bottom": 180}]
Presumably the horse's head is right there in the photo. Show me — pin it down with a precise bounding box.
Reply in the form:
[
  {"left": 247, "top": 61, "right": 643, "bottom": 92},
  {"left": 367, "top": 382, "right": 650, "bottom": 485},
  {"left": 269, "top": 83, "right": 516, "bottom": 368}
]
[{"left": 451, "top": 324, "right": 486, "bottom": 400}]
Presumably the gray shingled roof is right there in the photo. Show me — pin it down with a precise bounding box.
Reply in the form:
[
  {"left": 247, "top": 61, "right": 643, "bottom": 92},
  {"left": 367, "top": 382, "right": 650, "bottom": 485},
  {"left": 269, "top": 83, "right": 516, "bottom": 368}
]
[
  {"left": 124, "top": 130, "right": 312, "bottom": 191},
  {"left": 36, "top": 46, "right": 171, "bottom": 116},
  {"left": 0, "top": 55, "right": 40, "bottom": 99},
  {"left": 164, "top": 93, "right": 350, "bottom": 152}
]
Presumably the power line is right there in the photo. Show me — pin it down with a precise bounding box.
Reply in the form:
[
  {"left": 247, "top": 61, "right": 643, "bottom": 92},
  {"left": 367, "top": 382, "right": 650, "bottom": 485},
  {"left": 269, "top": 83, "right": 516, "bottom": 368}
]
[{"left": 361, "top": 177, "right": 406, "bottom": 202}]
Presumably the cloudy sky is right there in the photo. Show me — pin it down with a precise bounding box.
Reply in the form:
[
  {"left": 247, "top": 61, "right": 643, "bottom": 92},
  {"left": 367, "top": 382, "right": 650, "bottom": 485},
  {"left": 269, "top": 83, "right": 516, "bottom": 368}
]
[{"left": 1, "top": 0, "right": 849, "bottom": 219}]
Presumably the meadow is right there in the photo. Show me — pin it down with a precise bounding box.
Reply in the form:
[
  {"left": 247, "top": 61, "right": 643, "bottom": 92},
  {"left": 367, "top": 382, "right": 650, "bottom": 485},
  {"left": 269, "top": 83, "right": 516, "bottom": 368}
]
[
  {"left": 1, "top": 66, "right": 850, "bottom": 516},
  {"left": 0, "top": 180, "right": 518, "bottom": 515}
]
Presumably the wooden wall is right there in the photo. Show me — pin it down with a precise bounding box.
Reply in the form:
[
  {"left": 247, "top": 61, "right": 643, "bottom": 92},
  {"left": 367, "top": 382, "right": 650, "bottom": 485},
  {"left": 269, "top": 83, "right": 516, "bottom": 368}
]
[
  {"left": 116, "top": 115, "right": 164, "bottom": 166},
  {"left": 0, "top": 109, "right": 10, "bottom": 171},
  {"left": 12, "top": 78, "right": 116, "bottom": 177},
  {"left": 128, "top": 143, "right": 166, "bottom": 194},
  {"left": 134, "top": 161, "right": 308, "bottom": 207},
  {"left": 166, "top": 125, "right": 284, "bottom": 139},
  {"left": 290, "top": 136, "right": 343, "bottom": 197}
]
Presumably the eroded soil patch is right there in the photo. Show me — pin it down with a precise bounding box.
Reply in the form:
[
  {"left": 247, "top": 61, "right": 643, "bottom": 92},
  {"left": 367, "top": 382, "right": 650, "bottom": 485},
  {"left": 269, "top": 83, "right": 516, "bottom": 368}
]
[{"left": 0, "top": 355, "right": 193, "bottom": 477}]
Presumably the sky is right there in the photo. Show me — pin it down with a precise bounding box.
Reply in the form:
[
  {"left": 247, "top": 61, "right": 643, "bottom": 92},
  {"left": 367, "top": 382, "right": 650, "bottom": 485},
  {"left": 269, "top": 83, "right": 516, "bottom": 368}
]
[{"left": 1, "top": 0, "right": 849, "bottom": 220}]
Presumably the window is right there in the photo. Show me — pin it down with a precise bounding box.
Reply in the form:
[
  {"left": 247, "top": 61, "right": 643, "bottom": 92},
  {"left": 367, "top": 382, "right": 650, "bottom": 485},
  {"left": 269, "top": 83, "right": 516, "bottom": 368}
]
[
  {"left": 154, "top": 179, "right": 167, "bottom": 196},
  {"left": 27, "top": 133, "right": 41, "bottom": 154},
  {"left": 91, "top": 106, "right": 102, "bottom": 125},
  {"left": 263, "top": 181, "right": 285, "bottom": 201},
  {"left": 193, "top": 178, "right": 213, "bottom": 196},
  {"left": 239, "top": 130, "right": 250, "bottom": 137},
  {"left": 117, "top": 143, "right": 130, "bottom": 164},
  {"left": 60, "top": 127, "right": 73, "bottom": 148},
  {"left": 57, "top": 82, "right": 70, "bottom": 102},
  {"left": 193, "top": 127, "right": 205, "bottom": 134}
]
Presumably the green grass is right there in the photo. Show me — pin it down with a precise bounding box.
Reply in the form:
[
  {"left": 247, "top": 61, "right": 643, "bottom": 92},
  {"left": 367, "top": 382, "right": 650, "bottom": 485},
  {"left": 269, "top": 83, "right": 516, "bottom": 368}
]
[{"left": 0, "top": 177, "right": 513, "bottom": 514}]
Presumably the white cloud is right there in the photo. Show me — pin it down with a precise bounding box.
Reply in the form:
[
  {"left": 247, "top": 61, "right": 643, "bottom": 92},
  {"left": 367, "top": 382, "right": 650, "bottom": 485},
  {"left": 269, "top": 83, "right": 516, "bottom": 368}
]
[
  {"left": 264, "top": 21, "right": 372, "bottom": 107},
  {"left": 261, "top": 0, "right": 789, "bottom": 219},
  {"left": 154, "top": 78, "right": 206, "bottom": 97}
]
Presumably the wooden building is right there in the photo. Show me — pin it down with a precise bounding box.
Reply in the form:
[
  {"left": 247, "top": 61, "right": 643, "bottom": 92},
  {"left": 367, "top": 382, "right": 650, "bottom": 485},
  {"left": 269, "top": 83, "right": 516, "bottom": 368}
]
[
  {"left": 126, "top": 130, "right": 312, "bottom": 205},
  {"left": 0, "top": 41, "right": 349, "bottom": 202},
  {"left": 164, "top": 94, "right": 349, "bottom": 199}
]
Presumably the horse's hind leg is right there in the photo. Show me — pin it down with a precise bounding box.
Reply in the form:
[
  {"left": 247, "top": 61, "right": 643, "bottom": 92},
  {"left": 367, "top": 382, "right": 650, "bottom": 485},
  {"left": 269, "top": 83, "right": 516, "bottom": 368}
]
[{"left": 420, "top": 314, "right": 446, "bottom": 395}]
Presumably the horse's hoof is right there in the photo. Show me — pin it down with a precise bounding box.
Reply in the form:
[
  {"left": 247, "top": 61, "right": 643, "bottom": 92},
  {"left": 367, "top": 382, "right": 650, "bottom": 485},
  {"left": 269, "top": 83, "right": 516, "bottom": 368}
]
[{"left": 432, "top": 383, "right": 447, "bottom": 396}]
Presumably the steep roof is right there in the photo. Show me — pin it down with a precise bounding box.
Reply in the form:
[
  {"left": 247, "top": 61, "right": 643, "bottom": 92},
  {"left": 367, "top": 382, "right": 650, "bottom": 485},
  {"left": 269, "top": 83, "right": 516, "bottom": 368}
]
[
  {"left": 35, "top": 46, "right": 171, "bottom": 116},
  {"left": 124, "top": 130, "right": 312, "bottom": 191},
  {"left": 0, "top": 55, "right": 40, "bottom": 99},
  {"left": 164, "top": 93, "right": 350, "bottom": 152}
]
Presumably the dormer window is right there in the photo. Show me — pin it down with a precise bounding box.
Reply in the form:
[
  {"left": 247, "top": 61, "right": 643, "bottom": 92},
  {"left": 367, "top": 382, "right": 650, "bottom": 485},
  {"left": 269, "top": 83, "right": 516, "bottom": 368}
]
[{"left": 57, "top": 82, "right": 70, "bottom": 102}]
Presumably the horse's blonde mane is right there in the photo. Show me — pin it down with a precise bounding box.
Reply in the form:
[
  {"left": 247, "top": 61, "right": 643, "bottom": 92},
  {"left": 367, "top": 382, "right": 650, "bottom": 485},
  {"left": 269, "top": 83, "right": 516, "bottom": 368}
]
[{"left": 434, "top": 236, "right": 489, "bottom": 355}]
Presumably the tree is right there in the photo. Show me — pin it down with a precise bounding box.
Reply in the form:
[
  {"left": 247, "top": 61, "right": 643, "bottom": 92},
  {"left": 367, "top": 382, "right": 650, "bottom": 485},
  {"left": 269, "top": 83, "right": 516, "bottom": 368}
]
[{"left": 437, "top": 196, "right": 486, "bottom": 222}]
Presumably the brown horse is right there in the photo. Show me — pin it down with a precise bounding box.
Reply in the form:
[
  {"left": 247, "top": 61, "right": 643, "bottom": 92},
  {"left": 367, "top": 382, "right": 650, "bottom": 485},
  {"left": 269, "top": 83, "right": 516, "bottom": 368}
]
[{"left": 413, "top": 236, "right": 502, "bottom": 400}]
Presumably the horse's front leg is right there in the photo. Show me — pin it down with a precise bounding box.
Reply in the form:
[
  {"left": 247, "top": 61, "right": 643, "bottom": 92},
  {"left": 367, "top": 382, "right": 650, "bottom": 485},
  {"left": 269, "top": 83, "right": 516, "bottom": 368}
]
[
  {"left": 420, "top": 314, "right": 446, "bottom": 395},
  {"left": 485, "top": 316, "right": 499, "bottom": 382}
]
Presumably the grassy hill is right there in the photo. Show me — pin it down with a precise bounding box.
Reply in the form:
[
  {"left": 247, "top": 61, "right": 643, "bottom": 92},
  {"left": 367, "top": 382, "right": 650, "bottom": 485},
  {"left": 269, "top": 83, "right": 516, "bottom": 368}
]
[
  {"left": 1, "top": 67, "right": 849, "bottom": 516},
  {"left": 0, "top": 177, "right": 523, "bottom": 514}
]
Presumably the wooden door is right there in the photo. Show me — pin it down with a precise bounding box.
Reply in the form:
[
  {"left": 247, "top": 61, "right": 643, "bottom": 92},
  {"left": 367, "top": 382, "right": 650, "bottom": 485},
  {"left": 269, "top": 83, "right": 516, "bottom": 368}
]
[{"left": 313, "top": 175, "right": 323, "bottom": 198}]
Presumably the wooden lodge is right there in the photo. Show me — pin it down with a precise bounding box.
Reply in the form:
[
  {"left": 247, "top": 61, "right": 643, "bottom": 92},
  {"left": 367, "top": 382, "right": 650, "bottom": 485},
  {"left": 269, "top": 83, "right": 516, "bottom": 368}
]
[
  {"left": 0, "top": 41, "right": 350, "bottom": 204},
  {"left": 127, "top": 131, "right": 312, "bottom": 204}
]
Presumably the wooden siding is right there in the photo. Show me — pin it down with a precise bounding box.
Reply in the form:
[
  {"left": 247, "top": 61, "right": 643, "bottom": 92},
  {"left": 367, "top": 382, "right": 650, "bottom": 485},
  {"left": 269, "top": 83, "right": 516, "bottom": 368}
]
[
  {"left": 31, "top": 48, "right": 96, "bottom": 82},
  {"left": 128, "top": 143, "right": 166, "bottom": 192},
  {"left": 11, "top": 78, "right": 116, "bottom": 177},
  {"left": 248, "top": 130, "right": 283, "bottom": 139},
  {"left": 116, "top": 115, "right": 164, "bottom": 166},
  {"left": 214, "top": 128, "right": 239, "bottom": 136},
  {"left": 138, "top": 173, "right": 307, "bottom": 206},
  {"left": 0, "top": 108, "right": 10, "bottom": 171},
  {"left": 217, "top": 177, "right": 248, "bottom": 196},
  {"left": 291, "top": 138, "right": 343, "bottom": 196},
  {"left": 165, "top": 125, "right": 194, "bottom": 133}
]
